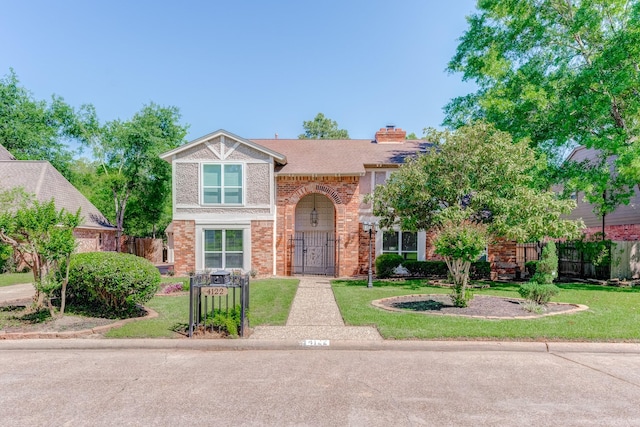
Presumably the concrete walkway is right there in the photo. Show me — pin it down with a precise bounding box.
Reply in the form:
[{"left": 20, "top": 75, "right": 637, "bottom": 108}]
[{"left": 249, "top": 276, "right": 383, "bottom": 341}]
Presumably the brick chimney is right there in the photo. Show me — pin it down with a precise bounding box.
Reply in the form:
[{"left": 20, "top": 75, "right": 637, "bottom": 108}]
[{"left": 375, "top": 125, "right": 406, "bottom": 143}]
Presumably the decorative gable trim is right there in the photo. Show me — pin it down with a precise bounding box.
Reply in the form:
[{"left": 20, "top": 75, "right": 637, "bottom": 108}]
[{"left": 160, "top": 129, "right": 287, "bottom": 164}]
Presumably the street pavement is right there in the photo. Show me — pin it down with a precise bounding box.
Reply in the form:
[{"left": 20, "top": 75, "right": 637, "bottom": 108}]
[{"left": 2, "top": 278, "right": 640, "bottom": 425}]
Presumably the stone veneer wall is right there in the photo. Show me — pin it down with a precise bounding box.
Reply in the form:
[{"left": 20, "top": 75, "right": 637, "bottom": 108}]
[
  {"left": 172, "top": 220, "right": 195, "bottom": 276},
  {"left": 251, "top": 220, "right": 274, "bottom": 276},
  {"left": 582, "top": 224, "right": 640, "bottom": 241},
  {"left": 276, "top": 176, "right": 361, "bottom": 277}
]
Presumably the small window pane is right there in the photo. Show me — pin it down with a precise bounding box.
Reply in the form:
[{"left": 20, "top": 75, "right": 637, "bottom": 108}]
[
  {"left": 224, "top": 164, "right": 242, "bottom": 186},
  {"left": 225, "top": 253, "right": 243, "bottom": 268},
  {"left": 224, "top": 188, "right": 242, "bottom": 204},
  {"left": 205, "top": 253, "right": 222, "bottom": 269},
  {"left": 204, "top": 230, "right": 222, "bottom": 251},
  {"left": 402, "top": 232, "right": 418, "bottom": 252},
  {"left": 203, "top": 188, "right": 221, "bottom": 204},
  {"left": 383, "top": 231, "right": 399, "bottom": 252},
  {"left": 203, "top": 165, "right": 221, "bottom": 186},
  {"left": 375, "top": 171, "right": 387, "bottom": 186},
  {"left": 225, "top": 230, "right": 243, "bottom": 251},
  {"left": 403, "top": 252, "right": 418, "bottom": 261}
]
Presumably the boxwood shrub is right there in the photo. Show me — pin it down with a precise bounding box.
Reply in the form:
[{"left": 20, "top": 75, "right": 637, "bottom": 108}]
[
  {"left": 67, "top": 252, "right": 160, "bottom": 315},
  {"left": 470, "top": 261, "right": 491, "bottom": 280},
  {"left": 374, "top": 254, "right": 404, "bottom": 279},
  {"left": 400, "top": 260, "right": 491, "bottom": 280}
]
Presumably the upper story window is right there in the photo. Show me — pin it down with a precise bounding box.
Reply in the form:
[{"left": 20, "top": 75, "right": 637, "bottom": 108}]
[{"left": 202, "top": 164, "right": 243, "bottom": 204}]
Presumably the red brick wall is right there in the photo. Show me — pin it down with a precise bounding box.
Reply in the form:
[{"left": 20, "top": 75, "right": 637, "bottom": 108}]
[
  {"left": 275, "top": 176, "right": 361, "bottom": 277},
  {"left": 582, "top": 224, "right": 640, "bottom": 241},
  {"left": 74, "top": 229, "right": 117, "bottom": 252},
  {"left": 358, "top": 225, "right": 375, "bottom": 275},
  {"left": 488, "top": 238, "right": 517, "bottom": 279},
  {"left": 172, "top": 220, "right": 195, "bottom": 276},
  {"left": 251, "top": 220, "right": 274, "bottom": 276}
]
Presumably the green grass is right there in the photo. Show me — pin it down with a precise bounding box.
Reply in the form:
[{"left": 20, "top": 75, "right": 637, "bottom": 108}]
[
  {"left": 0, "top": 272, "right": 33, "bottom": 287},
  {"left": 106, "top": 278, "right": 299, "bottom": 338},
  {"left": 332, "top": 279, "right": 640, "bottom": 341}
]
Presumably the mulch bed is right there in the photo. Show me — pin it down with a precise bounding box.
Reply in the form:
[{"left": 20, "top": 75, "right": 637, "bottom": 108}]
[{"left": 372, "top": 294, "right": 587, "bottom": 319}]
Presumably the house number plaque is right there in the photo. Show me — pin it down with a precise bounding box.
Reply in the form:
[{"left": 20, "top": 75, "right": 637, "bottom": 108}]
[{"left": 200, "top": 286, "right": 228, "bottom": 296}]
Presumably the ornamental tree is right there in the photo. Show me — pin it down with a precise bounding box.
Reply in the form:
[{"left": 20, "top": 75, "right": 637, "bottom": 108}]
[
  {"left": 372, "top": 122, "right": 583, "bottom": 306},
  {"left": 0, "top": 190, "right": 80, "bottom": 314},
  {"left": 445, "top": 0, "right": 640, "bottom": 219},
  {"left": 298, "top": 113, "right": 350, "bottom": 139}
]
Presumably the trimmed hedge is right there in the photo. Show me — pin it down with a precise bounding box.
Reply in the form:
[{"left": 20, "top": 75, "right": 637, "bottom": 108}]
[
  {"left": 375, "top": 254, "right": 404, "bottom": 279},
  {"left": 401, "top": 260, "right": 491, "bottom": 280},
  {"left": 67, "top": 252, "right": 160, "bottom": 315}
]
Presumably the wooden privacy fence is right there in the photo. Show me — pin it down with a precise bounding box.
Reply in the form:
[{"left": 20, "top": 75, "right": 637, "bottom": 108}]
[{"left": 121, "top": 237, "right": 164, "bottom": 264}]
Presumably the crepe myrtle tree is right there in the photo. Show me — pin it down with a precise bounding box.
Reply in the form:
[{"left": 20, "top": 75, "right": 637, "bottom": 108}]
[
  {"left": 0, "top": 189, "right": 80, "bottom": 315},
  {"left": 372, "top": 122, "right": 583, "bottom": 307}
]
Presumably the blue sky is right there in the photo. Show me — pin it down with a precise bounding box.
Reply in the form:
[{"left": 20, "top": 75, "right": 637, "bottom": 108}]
[{"left": 1, "top": 0, "right": 478, "bottom": 141}]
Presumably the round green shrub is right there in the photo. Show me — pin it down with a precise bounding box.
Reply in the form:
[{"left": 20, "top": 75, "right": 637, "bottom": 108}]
[
  {"left": 68, "top": 252, "right": 160, "bottom": 315},
  {"left": 375, "top": 254, "right": 404, "bottom": 279}
]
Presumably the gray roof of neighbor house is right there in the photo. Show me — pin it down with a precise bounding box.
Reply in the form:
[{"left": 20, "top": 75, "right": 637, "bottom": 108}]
[
  {"left": 0, "top": 144, "right": 16, "bottom": 161},
  {"left": 0, "top": 160, "right": 116, "bottom": 231},
  {"left": 252, "top": 139, "right": 431, "bottom": 175}
]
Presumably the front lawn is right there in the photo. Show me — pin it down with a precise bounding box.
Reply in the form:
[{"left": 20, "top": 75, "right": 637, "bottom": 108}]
[
  {"left": 332, "top": 279, "right": 640, "bottom": 341},
  {"left": 106, "top": 278, "right": 299, "bottom": 338}
]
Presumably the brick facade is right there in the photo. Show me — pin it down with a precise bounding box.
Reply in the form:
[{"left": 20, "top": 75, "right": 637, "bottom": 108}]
[
  {"left": 275, "top": 176, "right": 361, "bottom": 277},
  {"left": 488, "top": 238, "right": 517, "bottom": 280},
  {"left": 74, "top": 228, "right": 117, "bottom": 253},
  {"left": 172, "top": 220, "right": 196, "bottom": 276},
  {"left": 251, "top": 220, "right": 274, "bottom": 276},
  {"left": 582, "top": 224, "right": 640, "bottom": 241}
]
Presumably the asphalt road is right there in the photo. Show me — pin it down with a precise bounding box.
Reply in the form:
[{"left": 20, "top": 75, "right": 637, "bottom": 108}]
[{"left": 1, "top": 343, "right": 639, "bottom": 426}]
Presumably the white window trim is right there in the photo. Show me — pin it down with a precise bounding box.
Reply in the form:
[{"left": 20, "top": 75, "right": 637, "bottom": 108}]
[
  {"left": 376, "top": 229, "right": 426, "bottom": 261},
  {"left": 195, "top": 223, "right": 251, "bottom": 272},
  {"left": 200, "top": 162, "right": 246, "bottom": 206}
]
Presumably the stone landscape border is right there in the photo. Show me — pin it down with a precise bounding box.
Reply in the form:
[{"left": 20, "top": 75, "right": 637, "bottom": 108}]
[{"left": 371, "top": 294, "right": 589, "bottom": 320}]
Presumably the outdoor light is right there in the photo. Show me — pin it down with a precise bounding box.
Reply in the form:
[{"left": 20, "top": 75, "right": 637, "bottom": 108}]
[
  {"left": 310, "top": 194, "right": 319, "bottom": 227},
  {"left": 363, "top": 221, "right": 379, "bottom": 288}
]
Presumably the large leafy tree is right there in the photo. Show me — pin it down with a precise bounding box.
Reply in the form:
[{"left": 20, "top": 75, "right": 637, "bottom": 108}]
[
  {"left": 298, "top": 113, "right": 350, "bottom": 139},
  {"left": 372, "top": 122, "right": 583, "bottom": 306},
  {"left": 0, "top": 69, "right": 78, "bottom": 179},
  {"left": 76, "top": 103, "right": 188, "bottom": 242},
  {"left": 0, "top": 190, "right": 80, "bottom": 315},
  {"left": 445, "top": 0, "right": 640, "bottom": 219}
]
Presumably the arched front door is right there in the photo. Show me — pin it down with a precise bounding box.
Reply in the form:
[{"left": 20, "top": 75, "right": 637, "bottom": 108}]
[{"left": 291, "top": 193, "right": 337, "bottom": 275}]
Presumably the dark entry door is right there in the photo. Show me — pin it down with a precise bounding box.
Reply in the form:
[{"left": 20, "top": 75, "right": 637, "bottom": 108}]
[{"left": 291, "top": 231, "right": 337, "bottom": 276}]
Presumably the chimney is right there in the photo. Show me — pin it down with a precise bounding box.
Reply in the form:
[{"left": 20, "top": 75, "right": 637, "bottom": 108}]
[{"left": 375, "top": 125, "right": 406, "bottom": 143}]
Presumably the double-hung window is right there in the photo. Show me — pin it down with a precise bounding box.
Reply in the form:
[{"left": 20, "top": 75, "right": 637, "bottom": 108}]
[
  {"left": 204, "top": 230, "right": 244, "bottom": 269},
  {"left": 202, "top": 164, "right": 243, "bottom": 204},
  {"left": 382, "top": 231, "right": 418, "bottom": 260}
]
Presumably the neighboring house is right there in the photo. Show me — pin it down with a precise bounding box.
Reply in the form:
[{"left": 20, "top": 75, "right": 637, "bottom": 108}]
[
  {"left": 565, "top": 146, "right": 640, "bottom": 241},
  {"left": 0, "top": 144, "right": 117, "bottom": 252},
  {"left": 161, "top": 127, "right": 517, "bottom": 278}
]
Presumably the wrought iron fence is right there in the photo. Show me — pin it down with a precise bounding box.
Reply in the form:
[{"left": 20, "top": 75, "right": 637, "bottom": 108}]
[
  {"left": 557, "top": 241, "right": 611, "bottom": 280},
  {"left": 188, "top": 271, "right": 249, "bottom": 337},
  {"left": 515, "top": 242, "right": 544, "bottom": 278}
]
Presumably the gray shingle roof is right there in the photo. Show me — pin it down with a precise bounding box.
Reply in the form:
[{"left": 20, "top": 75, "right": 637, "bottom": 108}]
[
  {"left": 251, "top": 139, "right": 431, "bottom": 175},
  {"left": 0, "top": 160, "right": 115, "bottom": 230},
  {"left": 0, "top": 144, "right": 16, "bottom": 161}
]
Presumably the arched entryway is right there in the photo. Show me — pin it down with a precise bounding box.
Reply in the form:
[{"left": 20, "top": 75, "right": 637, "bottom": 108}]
[{"left": 291, "top": 193, "right": 337, "bottom": 275}]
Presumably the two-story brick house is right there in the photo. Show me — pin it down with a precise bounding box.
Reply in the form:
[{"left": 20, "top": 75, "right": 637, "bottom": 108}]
[{"left": 161, "top": 126, "right": 517, "bottom": 278}]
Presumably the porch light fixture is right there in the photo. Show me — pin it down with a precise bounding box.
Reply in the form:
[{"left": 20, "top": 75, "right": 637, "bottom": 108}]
[
  {"left": 362, "top": 221, "right": 379, "bottom": 288},
  {"left": 310, "top": 194, "right": 319, "bottom": 227}
]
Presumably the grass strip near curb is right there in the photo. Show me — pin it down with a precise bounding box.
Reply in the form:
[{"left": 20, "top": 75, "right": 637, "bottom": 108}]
[
  {"left": 106, "top": 278, "right": 299, "bottom": 338},
  {"left": 332, "top": 279, "right": 640, "bottom": 341}
]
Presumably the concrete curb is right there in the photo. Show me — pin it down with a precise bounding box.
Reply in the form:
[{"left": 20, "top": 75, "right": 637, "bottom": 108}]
[{"left": 0, "top": 338, "right": 639, "bottom": 353}]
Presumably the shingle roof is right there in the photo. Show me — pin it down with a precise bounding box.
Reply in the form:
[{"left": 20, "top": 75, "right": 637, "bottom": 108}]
[
  {"left": 0, "top": 160, "right": 116, "bottom": 230},
  {"left": 251, "top": 139, "right": 431, "bottom": 175},
  {"left": 0, "top": 144, "right": 16, "bottom": 161}
]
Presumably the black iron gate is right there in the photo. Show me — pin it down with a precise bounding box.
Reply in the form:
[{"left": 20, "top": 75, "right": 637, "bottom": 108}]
[{"left": 290, "top": 231, "right": 339, "bottom": 276}]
